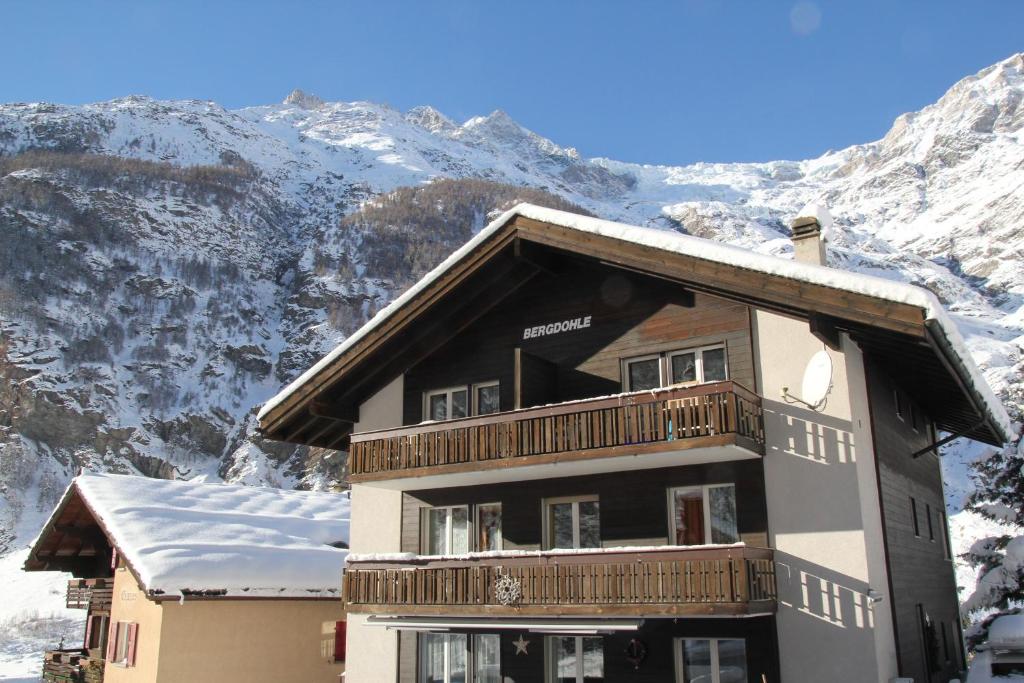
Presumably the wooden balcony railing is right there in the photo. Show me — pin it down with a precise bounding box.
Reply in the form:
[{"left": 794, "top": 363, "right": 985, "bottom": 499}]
[
  {"left": 42, "top": 650, "right": 103, "bottom": 683},
  {"left": 350, "top": 380, "right": 764, "bottom": 481},
  {"left": 66, "top": 578, "right": 113, "bottom": 611},
  {"left": 344, "top": 545, "right": 776, "bottom": 617}
]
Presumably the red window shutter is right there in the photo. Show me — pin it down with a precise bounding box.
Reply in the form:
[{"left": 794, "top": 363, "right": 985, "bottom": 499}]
[
  {"left": 110, "top": 548, "right": 118, "bottom": 571},
  {"left": 83, "top": 616, "right": 94, "bottom": 650},
  {"left": 334, "top": 621, "right": 346, "bottom": 662},
  {"left": 105, "top": 622, "right": 118, "bottom": 661},
  {"left": 127, "top": 623, "right": 138, "bottom": 667}
]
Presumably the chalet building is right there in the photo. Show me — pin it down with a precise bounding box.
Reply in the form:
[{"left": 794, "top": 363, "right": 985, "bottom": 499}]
[
  {"left": 26, "top": 472, "right": 350, "bottom": 683},
  {"left": 257, "top": 204, "right": 1013, "bottom": 683}
]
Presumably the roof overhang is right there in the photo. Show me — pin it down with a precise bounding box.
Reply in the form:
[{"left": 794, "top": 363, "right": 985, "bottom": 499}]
[{"left": 257, "top": 204, "right": 1013, "bottom": 448}]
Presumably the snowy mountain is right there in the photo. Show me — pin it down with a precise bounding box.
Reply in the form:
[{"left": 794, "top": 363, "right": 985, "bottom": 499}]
[{"left": 1, "top": 53, "right": 1023, "bottom": 676}]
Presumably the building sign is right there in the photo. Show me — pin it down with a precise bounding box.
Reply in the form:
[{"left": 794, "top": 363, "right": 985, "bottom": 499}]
[
  {"left": 121, "top": 589, "right": 137, "bottom": 601},
  {"left": 523, "top": 315, "right": 592, "bottom": 340}
]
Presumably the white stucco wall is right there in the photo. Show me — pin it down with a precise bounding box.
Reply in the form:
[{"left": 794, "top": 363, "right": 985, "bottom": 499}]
[
  {"left": 347, "top": 375, "right": 404, "bottom": 682},
  {"left": 753, "top": 309, "right": 897, "bottom": 683}
]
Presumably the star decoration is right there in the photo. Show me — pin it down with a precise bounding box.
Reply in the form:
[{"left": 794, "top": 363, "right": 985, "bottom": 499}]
[{"left": 512, "top": 634, "right": 530, "bottom": 656}]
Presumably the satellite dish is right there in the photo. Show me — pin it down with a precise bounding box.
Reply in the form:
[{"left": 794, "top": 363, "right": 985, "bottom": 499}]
[{"left": 800, "top": 350, "right": 834, "bottom": 409}]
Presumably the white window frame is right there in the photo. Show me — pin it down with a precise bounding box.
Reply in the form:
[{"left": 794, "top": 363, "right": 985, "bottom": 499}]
[
  {"left": 424, "top": 386, "right": 470, "bottom": 422},
  {"left": 544, "top": 635, "right": 603, "bottom": 683},
  {"left": 621, "top": 343, "right": 728, "bottom": 392},
  {"left": 417, "top": 633, "right": 499, "bottom": 683},
  {"left": 113, "top": 621, "right": 131, "bottom": 666},
  {"left": 475, "top": 502, "right": 503, "bottom": 552},
  {"left": 542, "top": 495, "right": 600, "bottom": 550},
  {"left": 420, "top": 505, "right": 471, "bottom": 555},
  {"left": 472, "top": 380, "right": 500, "bottom": 415},
  {"left": 667, "top": 344, "right": 728, "bottom": 386},
  {"left": 622, "top": 353, "right": 664, "bottom": 392},
  {"left": 673, "top": 637, "right": 747, "bottom": 683},
  {"left": 666, "top": 483, "right": 738, "bottom": 546}
]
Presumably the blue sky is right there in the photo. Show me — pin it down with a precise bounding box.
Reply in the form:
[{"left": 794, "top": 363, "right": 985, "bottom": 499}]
[{"left": 4, "top": 1, "right": 1023, "bottom": 165}]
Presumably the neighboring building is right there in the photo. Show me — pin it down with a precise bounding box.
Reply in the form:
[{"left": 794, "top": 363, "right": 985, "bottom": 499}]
[
  {"left": 26, "top": 472, "right": 350, "bottom": 683},
  {"left": 257, "top": 203, "right": 1013, "bottom": 683}
]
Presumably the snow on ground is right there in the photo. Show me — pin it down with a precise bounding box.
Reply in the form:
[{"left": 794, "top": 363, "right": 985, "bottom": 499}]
[{"left": 0, "top": 549, "right": 82, "bottom": 682}]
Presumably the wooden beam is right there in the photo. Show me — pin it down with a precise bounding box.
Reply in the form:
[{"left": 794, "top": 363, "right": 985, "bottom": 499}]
[
  {"left": 809, "top": 314, "right": 841, "bottom": 350},
  {"left": 310, "top": 400, "right": 359, "bottom": 423}
]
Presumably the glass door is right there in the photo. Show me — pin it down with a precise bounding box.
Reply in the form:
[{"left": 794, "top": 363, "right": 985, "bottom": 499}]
[
  {"left": 545, "top": 496, "right": 600, "bottom": 549},
  {"left": 423, "top": 506, "right": 470, "bottom": 555},
  {"left": 547, "top": 636, "right": 604, "bottom": 683}
]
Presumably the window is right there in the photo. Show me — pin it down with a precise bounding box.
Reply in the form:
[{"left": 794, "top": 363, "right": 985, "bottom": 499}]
[
  {"left": 425, "top": 382, "right": 500, "bottom": 420},
  {"left": 544, "top": 496, "right": 600, "bottom": 550},
  {"left": 674, "top": 638, "right": 747, "bottom": 683},
  {"left": 426, "top": 387, "right": 469, "bottom": 421},
  {"left": 476, "top": 503, "right": 502, "bottom": 552},
  {"left": 423, "top": 504, "right": 502, "bottom": 554},
  {"left": 941, "top": 510, "right": 952, "bottom": 559},
  {"left": 321, "top": 620, "right": 346, "bottom": 661},
  {"left": 106, "top": 621, "right": 137, "bottom": 667},
  {"left": 84, "top": 614, "right": 108, "bottom": 652},
  {"left": 419, "top": 633, "right": 499, "bottom": 683},
  {"left": 910, "top": 497, "right": 920, "bottom": 537},
  {"left": 546, "top": 636, "right": 603, "bottom": 683},
  {"left": 423, "top": 506, "right": 470, "bottom": 555},
  {"left": 926, "top": 503, "right": 935, "bottom": 541},
  {"left": 623, "top": 344, "right": 728, "bottom": 392},
  {"left": 669, "top": 484, "right": 739, "bottom": 546},
  {"left": 473, "top": 382, "right": 500, "bottom": 415}
]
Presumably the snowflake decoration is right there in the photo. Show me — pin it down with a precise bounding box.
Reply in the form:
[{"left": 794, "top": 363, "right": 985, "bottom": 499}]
[{"left": 494, "top": 570, "right": 523, "bottom": 606}]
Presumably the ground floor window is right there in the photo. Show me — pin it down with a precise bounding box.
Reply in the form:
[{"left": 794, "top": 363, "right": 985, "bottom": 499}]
[
  {"left": 674, "top": 638, "right": 747, "bottom": 683},
  {"left": 546, "top": 636, "right": 604, "bottom": 682},
  {"left": 418, "top": 633, "right": 499, "bottom": 683}
]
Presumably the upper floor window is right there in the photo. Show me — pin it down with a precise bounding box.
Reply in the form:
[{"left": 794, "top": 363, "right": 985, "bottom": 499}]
[
  {"left": 424, "top": 381, "right": 500, "bottom": 421},
  {"left": 544, "top": 495, "right": 600, "bottom": 550},
  {"left": 623, "top": 344, "right": 728, "bottom": 392},
  {"left": 546, "top": 636, "right": 604, "bottom": 683},
  {"left": 423, "top": 505, "right": 470, "bottom": 555},
  {"left": 669, "top": 484, "right": 739, "bottom": 546},
  {"left": 422, "top": 503, "right": 503, "bottom": 555}
]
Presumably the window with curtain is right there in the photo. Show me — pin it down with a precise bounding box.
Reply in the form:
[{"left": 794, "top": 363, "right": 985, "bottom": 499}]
[{"left": 669, "top": 485, "right": 738, "bottom": 546}]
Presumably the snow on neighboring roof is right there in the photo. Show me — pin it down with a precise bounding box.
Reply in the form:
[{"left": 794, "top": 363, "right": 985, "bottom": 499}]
[
  {"left": 989, "top": 614, "right": 1024, "bottom": 649},
  {"left": 57, "top": 472, "right": 349, "bottom": 598},
  {"left": 257, "top": 203, "right": 1013, "bottom": 442}
]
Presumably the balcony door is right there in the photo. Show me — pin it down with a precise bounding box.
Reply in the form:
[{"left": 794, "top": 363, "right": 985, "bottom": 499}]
[
  {"left": 544, "top": 496, "right": 600, "bottom": 550},
  {"left": 668, "top": 484, "right": 738, "bottom": 546},
  {"left": 546, "top": 636, "right": 604, "bottom": 683},
  {"left": 674, "top": 638, "right": 747, "bottom": 683},
  {"left": 419, "top": 633, "right": 500, "bottom": 683},
  {"left": 423, "top": 506, "right": 470, "bottom": 555}
]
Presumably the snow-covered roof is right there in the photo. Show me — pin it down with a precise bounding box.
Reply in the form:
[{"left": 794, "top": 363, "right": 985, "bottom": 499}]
[
  {"left": 35, "top": 472, "right": 349, "bottom": 599},
  {"left": 258, "top": 203, "right": 1013, "bottom": 442}
]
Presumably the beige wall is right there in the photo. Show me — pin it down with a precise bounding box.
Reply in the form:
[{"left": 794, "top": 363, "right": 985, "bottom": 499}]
[
  {"left": 753, "top": 309, "right": 897, "bottom": 682},
  {"left": 348, "top": 374, "right": 405, "bottom": 682},
  {"left": 156, "top": 598, "right": 344, "bottom": 683},
  {"left": 103, "top": 567, "right": 345, "bottom": 683},
  {"left": 104, "top": 566, "right": 164, "bottom": 683}
]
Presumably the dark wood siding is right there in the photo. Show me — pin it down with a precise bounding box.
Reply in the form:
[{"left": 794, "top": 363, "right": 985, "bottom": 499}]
[
  {"left": 866, "top": 356, "right": 965, "bottom": 682},
  {"left": 402, "top": 261, "right": 754, "bottom": 424},
  {"left": 398, "top": 616, "right": 778, "bottom": 683},
  {"left": 401, "top": 461, "right": 768, "bottom": 553}
]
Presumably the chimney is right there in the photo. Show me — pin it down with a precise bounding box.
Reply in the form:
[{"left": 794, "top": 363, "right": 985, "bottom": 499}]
[{"left": 791, "top": 203, "right": 833, "bottom": 266}]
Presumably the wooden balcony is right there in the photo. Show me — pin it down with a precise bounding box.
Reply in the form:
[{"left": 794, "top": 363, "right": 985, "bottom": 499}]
[
  {"left": 66, "top": 578, "right": 113, "bottom": 611},
  {"left": 349, "top": 381, "right": 764, "bottom": 486},
  {"left": 344, "top": 545, "right": 776, "bottom": 617},
  {"left": 42, "top": 650, "right": 103, "bottom": 683}
]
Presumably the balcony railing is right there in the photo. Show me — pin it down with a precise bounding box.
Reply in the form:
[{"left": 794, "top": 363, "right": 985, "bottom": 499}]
[
  {"left": 344, "top": 545, "right": 776, "bottom": 617},
  {"left": 349, "top": 380, "right": 764, "bottom": 481},
  {"left": 66, "top": 578, "right": 113, "bottom": 611},
  {"left": 42, "top": 650, "right": 104, "bottom": 683}
]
